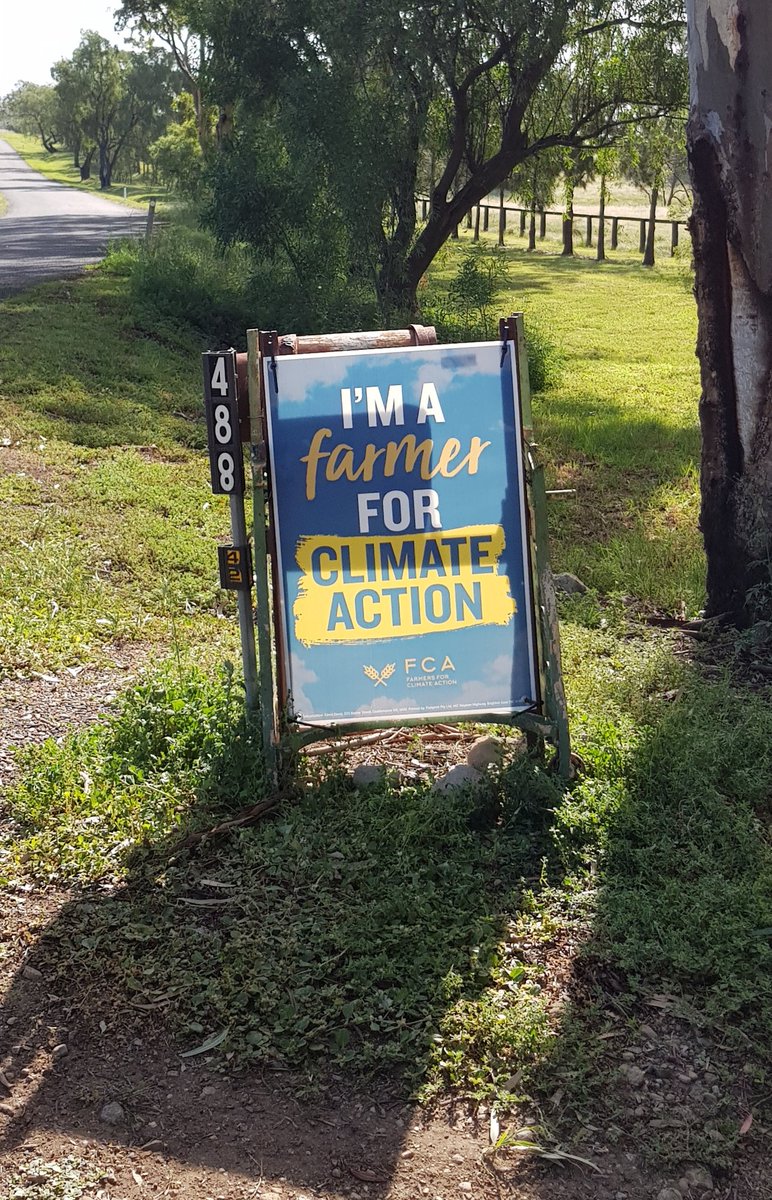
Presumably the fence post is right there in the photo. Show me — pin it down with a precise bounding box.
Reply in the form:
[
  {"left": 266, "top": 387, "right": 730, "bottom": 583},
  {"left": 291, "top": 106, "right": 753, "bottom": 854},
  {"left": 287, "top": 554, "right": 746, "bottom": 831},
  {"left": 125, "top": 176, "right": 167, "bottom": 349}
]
[
  {"left": 519, "top": 208, "right": 527, "bottom": 236},
  {"left": 422, "top": 198, "right": 428, "bottom": 220},
  {"left": 452, "top": 224, "right": 459, "bottom": 239},
  {"left": 498, "top": 189, "right": 506, "bottom": 245},
  {"left": 466, "top": 210, "right": 473, "bottom": 230},
  {"left": 473, "top": 205, "right": 481, "bottom": 241},
  {"left": 483, "top": 205, "right": 489, "bottom": 232},
  {"left": 145, "top": 197, "right": 156, "bottom": 240},
  {"left": 539, "top": 209, "right": 547, "bottom": 239},
  {"left": 671, "top": 221, "right": 679, "bottom": 256},
  {"left": 611, "top": 217, "right": 619, "bottom": 250},
  {"left": 639, "top": 220, "right": 647, "bottom": 253},
  {"left": 585, "top": 215, "right": 593, "bottom": 247},
  {"left": 528, "top": 204, "right": 537, "bottom": 251}
]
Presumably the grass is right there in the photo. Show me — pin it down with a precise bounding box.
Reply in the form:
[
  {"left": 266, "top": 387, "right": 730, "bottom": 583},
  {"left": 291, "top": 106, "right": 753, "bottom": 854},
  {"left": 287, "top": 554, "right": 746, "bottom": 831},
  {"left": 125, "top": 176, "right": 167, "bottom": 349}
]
[
  {"left": 0, "top": 130, "right": 168, "bottom": 209},
  {"left": 0, "top": 271, "right": 239, "bottom": 677},
  {"left": 1, "top": 227, "right": 770, "bottom": 1176},
  {"left": 430, "top": 231, "right": 704, "bottom": 614}
]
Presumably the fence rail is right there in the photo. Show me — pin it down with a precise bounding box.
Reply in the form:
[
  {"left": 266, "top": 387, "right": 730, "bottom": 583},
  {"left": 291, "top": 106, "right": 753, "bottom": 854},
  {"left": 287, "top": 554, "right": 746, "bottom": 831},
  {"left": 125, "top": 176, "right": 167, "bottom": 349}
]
[{"left": 415, "top": 196, "right": 689, "bottom": 259}]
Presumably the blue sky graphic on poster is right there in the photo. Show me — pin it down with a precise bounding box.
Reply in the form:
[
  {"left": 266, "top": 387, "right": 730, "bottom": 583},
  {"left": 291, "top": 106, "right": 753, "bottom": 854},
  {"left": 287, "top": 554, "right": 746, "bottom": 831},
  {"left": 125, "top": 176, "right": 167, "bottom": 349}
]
[{"left": 264, "top": 342, "right": 537, "bottom": 723}]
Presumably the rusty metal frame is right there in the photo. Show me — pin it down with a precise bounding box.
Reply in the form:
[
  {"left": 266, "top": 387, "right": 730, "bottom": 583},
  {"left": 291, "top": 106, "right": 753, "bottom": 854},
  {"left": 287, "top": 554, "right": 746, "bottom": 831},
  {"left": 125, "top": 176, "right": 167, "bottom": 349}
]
[{"left": 243, "top": 317, "right": 570, "bottom": 778}]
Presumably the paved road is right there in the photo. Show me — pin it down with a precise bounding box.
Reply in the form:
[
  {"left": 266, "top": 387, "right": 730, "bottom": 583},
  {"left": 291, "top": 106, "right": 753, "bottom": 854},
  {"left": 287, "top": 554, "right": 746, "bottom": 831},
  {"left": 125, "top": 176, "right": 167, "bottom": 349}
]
[{"left": 0, "top": 139, "right": 144, "bottom": 298}]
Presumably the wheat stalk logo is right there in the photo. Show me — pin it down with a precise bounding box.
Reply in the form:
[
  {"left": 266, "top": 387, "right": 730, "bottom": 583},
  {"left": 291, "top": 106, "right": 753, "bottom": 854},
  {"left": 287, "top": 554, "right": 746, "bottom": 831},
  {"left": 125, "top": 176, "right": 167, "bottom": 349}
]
[{"left": 363, "top": 663, "right": 396, "bottom": 688}]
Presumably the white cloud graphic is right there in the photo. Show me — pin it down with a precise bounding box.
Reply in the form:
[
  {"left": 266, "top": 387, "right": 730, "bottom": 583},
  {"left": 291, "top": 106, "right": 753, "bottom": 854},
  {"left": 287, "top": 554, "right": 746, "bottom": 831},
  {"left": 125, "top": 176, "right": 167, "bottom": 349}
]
[{"left": 287, "top": 655, "right": 320, "bottom": 717}]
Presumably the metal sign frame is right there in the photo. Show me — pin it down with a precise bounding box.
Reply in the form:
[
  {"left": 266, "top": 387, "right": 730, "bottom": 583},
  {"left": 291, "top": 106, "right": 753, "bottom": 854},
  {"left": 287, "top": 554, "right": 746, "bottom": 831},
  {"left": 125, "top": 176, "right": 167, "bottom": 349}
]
[{"left": 244, "top": 316, "right": 569, "bottom": 777}]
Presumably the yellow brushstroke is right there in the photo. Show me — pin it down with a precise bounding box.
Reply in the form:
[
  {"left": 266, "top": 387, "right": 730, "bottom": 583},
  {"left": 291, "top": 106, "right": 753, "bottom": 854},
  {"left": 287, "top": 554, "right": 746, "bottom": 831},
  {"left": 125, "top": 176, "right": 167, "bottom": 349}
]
[{"left": 293, "top": 524, "right": 516, "bottom": 645}]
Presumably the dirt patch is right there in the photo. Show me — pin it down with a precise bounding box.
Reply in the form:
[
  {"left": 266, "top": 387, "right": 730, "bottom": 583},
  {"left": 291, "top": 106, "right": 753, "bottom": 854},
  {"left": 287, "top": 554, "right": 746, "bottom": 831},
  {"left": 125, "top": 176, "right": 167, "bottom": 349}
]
[{"left": 0, "top": 643, "right": 149, "bottom": 789}]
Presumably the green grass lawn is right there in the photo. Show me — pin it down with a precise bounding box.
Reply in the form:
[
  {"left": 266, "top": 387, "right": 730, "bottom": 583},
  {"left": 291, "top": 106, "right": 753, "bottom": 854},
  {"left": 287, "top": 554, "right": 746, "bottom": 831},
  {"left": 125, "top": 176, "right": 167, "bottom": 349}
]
[
  {"left": 0, "top": 269, "right": 239, "bottom": 677},
  {"left": 0, "top": 234, "right": 770, "bottom": 1177},
  {"left": 0, "top": 130, "right": 169, "bottom": 209}
]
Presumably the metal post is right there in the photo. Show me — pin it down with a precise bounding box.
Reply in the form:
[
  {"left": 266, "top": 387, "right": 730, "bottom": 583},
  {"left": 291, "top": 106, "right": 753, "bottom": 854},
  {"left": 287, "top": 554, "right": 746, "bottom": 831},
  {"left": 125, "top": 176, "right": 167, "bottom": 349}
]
[
  {"left": 247, "top": 328, "right": 278, "bottom": 777},
  {"left": 229, "top": 493, "right": 259, "bottom": 711}
]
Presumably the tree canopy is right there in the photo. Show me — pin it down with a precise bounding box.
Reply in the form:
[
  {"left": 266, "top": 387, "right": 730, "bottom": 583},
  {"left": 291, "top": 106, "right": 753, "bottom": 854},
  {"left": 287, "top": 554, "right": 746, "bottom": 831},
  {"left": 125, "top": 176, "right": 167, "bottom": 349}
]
[{"left": 196, "top": 0, "right": 687, "bottom": 317}]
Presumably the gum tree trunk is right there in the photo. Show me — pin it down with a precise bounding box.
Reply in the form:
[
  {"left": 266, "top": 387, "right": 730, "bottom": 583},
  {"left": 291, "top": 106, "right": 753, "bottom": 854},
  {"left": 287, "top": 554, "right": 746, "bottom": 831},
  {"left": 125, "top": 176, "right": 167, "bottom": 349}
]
[
  {"left": 642, "top": 185, "right": 658, "bottom": 266},
  {"left": 687, "top": 0, "right": 772, "bottom": 622}
]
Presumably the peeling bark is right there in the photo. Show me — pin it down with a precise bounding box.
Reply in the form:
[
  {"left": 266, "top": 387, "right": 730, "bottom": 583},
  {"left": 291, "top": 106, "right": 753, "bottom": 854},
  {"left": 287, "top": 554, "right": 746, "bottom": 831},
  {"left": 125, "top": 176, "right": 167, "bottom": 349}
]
[{"left": 687, "top": 0, "right": 772, "bottom": 621}]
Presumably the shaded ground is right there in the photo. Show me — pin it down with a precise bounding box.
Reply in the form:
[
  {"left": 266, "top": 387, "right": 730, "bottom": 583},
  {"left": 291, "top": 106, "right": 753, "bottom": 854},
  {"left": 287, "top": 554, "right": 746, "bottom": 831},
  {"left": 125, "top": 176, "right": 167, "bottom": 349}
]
[
  {"left": 0, "top": 887, "right": 751, "bottom": 1200},
  {"left": 0, "top": 677, "right": 767, "bottom": 1200}
]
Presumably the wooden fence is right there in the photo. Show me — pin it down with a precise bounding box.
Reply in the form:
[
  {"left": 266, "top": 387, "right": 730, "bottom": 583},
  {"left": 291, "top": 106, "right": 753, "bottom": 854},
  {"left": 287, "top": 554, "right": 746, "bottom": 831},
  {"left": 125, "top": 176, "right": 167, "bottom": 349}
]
[{"left": 415, "top": 196, "right": 689, "bottom": 259}]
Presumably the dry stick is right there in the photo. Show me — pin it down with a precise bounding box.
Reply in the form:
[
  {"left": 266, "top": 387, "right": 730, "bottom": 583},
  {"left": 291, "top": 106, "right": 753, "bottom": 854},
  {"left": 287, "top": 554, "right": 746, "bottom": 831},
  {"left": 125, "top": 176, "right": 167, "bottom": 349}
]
[
  {"left": 304, "top": 728, "right": 402, "bottom": 756},
  {"left": 170, "top": 796, "right": 281, "bottom": 853}
]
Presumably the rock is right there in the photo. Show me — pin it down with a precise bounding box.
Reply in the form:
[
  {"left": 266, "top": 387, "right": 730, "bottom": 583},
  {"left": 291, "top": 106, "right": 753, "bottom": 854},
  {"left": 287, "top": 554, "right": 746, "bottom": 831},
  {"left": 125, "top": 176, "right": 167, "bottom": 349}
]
[
  {"left": 466, "top": 736, "right": 504, "bottom": 771},
  {"left": 458, "top": 1185, "right": 472, "bottom": 1193},
  {"left": 99, "top": 1101, "right": 126, "bottom": 1126},
  {"left": 620, "top": 1064, "right": 645, "bottom": 1088},
  {"left": 21, "top": 964, "right": 42, "bottom": 982},
  {"left": 352, "top": 764, "right": 386, "bottom": 788},
  {"left": 681, "top": 1166, "right": 713, "bottom": 1194},
  {"left": 432, "top": 765, "right": 482, "bottom": 793},
  {"left": 51, "top": 1043, "right": 68, "bottom": 1060},
  {"left": 657, "top": 1189, "right": 682, "bottom": 1200},
  {"left": 552, "top": 572, "right": 588, "bottom": 595},
  {"left": 450, "top": 1153, "right": 464, "bottom": 1164}
]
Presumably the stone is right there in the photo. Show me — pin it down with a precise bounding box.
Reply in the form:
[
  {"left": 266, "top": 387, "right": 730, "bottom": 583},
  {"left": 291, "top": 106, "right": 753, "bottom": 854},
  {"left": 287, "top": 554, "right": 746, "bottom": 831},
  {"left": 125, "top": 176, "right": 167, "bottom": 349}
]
[
  {"left": 51, "top": 1043, "right": 68, "bottom": 1060},
  {"left": 432, "top": 765, "right": 482, "bottom": 793},
  {"left": 21, "top": 964, "right": 42, "bottom": 982},
  {"left": 450, "top": 1153, "right": 464, "bottom": 1164},
  {"left": 352, "top": 764, "right": 386, "bottom": 789},
  {"left": 552, "top": 572, "right": 588, "bottom": 595},
  {"left": 466, "top": 736, "right": 504, "bottom": 771},
  {"left": 458, "top": 1185, "right": 472, "bottom": 1193},
  {"left": 620, "top": 1064, "right": 645, "bottom": 1088},
  {"left": 682, "top": 1166, "right": 713, "bottom": 1194},
  {"left": 99, "top": 1101, "right": 126, "bottom": 1126},
  {"left": 657, "top": 1190, "right": 682, "bottom": 1200}
]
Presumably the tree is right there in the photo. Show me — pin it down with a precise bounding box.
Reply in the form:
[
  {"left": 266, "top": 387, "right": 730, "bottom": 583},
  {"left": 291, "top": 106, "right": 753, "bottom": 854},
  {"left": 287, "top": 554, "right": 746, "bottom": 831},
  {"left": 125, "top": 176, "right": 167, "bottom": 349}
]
[
  {"left": 53, "top": 34, "right": 175, "bottom": 190},
  {"left": 116, "top": 0, "right": 214, "bottom": 150},
  {"left": 199, "top": 0, "right": 686, "bottom": 318},
  {"left": 150, "top": 93, "right": 204, "bottom": 192},
  {"left": 560, "top": 146, "right": 595, "bottom": 256},
  {"left": 510, "top": 150, "right": 561, "bottom": 251},
  {"left": 594, "top": 145, "right": 618, "bottom": 260},
  {"left": 620, "top": 115, "right": 685, "bottom": 265},
  {"left": 0, "top": 82, "right": 60, "bottom": 152},
  {"left": 687, "top": 0, "right": 772, "bottom": 623}
]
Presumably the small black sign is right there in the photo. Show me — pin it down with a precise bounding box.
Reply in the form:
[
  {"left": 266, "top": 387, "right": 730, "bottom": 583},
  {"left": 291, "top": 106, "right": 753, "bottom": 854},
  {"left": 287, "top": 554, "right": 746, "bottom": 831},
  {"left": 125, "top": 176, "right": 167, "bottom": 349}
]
[
  {"left": 218, "top": 544, "right": 252, "bottom": 591},
  {"left": 203, "top": 350, "right": 245, "bottom": 496}
]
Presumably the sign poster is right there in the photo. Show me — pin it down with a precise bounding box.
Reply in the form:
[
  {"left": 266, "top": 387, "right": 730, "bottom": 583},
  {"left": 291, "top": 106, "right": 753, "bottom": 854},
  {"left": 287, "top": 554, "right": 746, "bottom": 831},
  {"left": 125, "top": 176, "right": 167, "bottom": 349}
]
[{"left": 263, "top": 342, "right": 538, "bottom": 725}]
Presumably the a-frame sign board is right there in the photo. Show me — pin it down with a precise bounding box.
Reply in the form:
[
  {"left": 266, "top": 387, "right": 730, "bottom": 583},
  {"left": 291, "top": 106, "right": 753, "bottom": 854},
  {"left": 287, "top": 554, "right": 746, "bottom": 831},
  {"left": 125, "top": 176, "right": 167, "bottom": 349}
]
[{"left": 203, "top": 317, "right": 570, "bottom": 778}]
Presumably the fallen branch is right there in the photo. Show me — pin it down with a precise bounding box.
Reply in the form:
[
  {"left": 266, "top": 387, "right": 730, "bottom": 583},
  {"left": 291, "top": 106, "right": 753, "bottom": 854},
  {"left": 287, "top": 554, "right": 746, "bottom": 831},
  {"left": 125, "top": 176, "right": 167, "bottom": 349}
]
[
  {"left": 304, "top": 728, "right": 402, "bottom": 756},
  {"left": 169, "top": 796, "right": 281, "bottom": 854}
]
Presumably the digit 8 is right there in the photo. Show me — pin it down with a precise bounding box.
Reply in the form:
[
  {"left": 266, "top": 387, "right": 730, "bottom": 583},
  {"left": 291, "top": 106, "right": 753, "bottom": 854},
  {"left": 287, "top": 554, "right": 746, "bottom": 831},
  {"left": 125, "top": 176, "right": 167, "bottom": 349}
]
[
  {"left": 217, "top": 452, "right": 235, "bottom": 492},
  {"left": 214, "top": 404, "right": 232, "bottom": 444}
]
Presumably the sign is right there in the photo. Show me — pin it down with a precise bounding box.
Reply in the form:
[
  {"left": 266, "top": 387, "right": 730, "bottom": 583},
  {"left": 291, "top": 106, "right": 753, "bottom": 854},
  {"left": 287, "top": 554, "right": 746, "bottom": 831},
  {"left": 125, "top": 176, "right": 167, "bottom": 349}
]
[
  {"left": 218, "top": 543, "right": 252, "bottom": 590},
  {"left": 263, "top": 341, "right": 538, "bottom": 725},
  {"left": 202, "top": 350, "right": 245, "bottom": 496}
]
